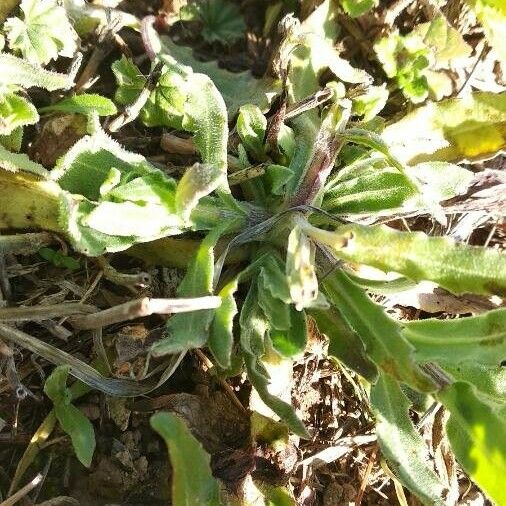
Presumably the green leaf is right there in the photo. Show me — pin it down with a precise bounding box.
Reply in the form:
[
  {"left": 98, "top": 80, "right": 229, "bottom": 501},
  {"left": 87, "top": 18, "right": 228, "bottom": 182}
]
[
  {"left": 269, "top": 306, "right": 308, "bottom": 358},
  {"left": 323, "top": 165, "right": 418, "bottom": 215},
  {"left": 258, "top": 275, "right": 291, "bottom": 330},
  {"left": 39, "top": 247, "right": 80, "bottom": 270},
  {"left": 286, "top": 225, "right": 319, "bottom": 310},
  {"left": 237, "top": 104, "right": 267, "bottom": 160},
  {"left": 159, "top": 38, "right": 279, "bottom": 118},
  {"left": 371, "top": 373, "right": 448, "bottom": 505},
  {"left": 321, "top": 270, "right": 434, "bottom": 391},
  {"left": 0, "top": 125, "right": 23, "bottom": 151},
  {"left": 151, "top": 226, "right": 225, "bottom": 357},
  {"left": 351, "top": 84, "right": 388, "bottom": 121},
  {"left": 150, "top": 412, "right": 221, "bottom": 506},
  {"left": 0, "top": 53, "right": 73, "bottom": 90},
  {"left": 4, "top": 0, "right": 78, "bottom": 66},
  {"left": 340, "top": 0, "right": 378, "bottom": 17},
  {"left": 44, "top": 365, "right": 96, "bottom": 467},
  {"left": 0, "top": 91, "right": 38, "bottom": 135},
  {"left": 383, "top": 91, "right": 506, "bottom": 164},
  {"left": 240, "top": 285, "right": 308, "bottom": 437},
  {"left": 403, "top": 309, "right": 506, "bottom": 366},
  {"left": 306, "top": 222, "right": 506, "bottom": 296},
  {"left": 309, "top": 306, "right": 378, "bottom": 382},
  {"left": 209, "top": 278, "right": 238, "bottom": 369},
  {"left": 466, "top": 0, "right": 506, "bottom": 63},
  {"left": 438, "top": 382, "right": 506, "bottom": 504},
  {"left": 39, "top": 94, "right": 118, "bottom": 117},
  {"left": 182, "top": 0, "right": 246, "bottom": 44},
  {"left": 0, "top": 142, "right": 48, "bottom": 177}
]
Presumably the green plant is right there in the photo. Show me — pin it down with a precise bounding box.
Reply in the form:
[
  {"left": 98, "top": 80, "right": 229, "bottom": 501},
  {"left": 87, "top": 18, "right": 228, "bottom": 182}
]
[{"left": 0, "top": 1, "right": 505, "bottom": 505}]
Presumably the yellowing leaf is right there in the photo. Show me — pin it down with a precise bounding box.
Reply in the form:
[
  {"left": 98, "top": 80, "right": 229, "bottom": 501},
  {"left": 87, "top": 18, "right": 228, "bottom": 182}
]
[{"left": 383, "top": 91, "right": 506, "bottom": 164}]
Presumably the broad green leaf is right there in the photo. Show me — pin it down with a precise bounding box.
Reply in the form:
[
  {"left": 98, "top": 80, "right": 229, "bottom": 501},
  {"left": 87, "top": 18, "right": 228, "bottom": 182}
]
[
  {"left": 340, "top": 0, "right": 378, "bottom": 17},
  {"left": 266, "top": 165, "right": 295, "bottom": 195},
  {"left": 286, "top": 225, "right": 318, "bottom": 309},
  {"left": 0, "top": 142, "right": 48, "bottom": 177},
  {"left": 383, "top": 91, "right": 506, "bottom": 164},
  {"left": 323, "top": 165, "right": 418, "bottom": 215},
  {"left": 151, "top": 226, "right": 225, "bottom": 357},
  {"left": 0, "top": 92, "right": 38, "bottom": 135},
  {"left": 0, "top": 53, "right": 73, "bottom": 90},
  {"left": 371, "top": 373, "right": 447, "bottom": 505},
  {"left": 150, "top": 412, "right": 221, "bottom": 506},
  {"left": 237, "top": 104, "right": 267, "bottom": 160},
  {"left": 306, "top": 222, "right": 506, "bottom": 296},
  {"left": 403, "top": 309, "right": 506, "bottom": 366},
  {"left": 269, "top": 306, "right": 308, "bottom": 358},
  {"left": 0, "top": 125, "right": 23, "bottom": 151},
  {"left": 240, "top": 285, "right": 308, "bottom": 437},
  {"left": 175, "top": 163, "right": 224, "bottom": 222},
  {"left": 322, "top": 270, "right": 434, "bottom": 391},
  {"left": 259, "top": 256, "right": 291, "bottom": 303},
  {"left": 309, "top": 306, "right": 378, "bottom": 382},
  {"left": 181, "top": 0, "right": 246, "bottom": 44},
  {"left": 44, "top": 365, "right": 96, "bottom": 467},
  {"left": 112, "top": 56, "right": 186, "bottom": 129},
  {"left": 258, "top": 275, "right": 291, "bottom": 330},
  {"left": 208, "top": 278, "right": 238, "bottom": 369},
  {"left": 438, "top": 382, "right": 506, "bottom": 504},
  {"left": 466, "top": 0, "right": 506, "bottom": 63},
  {"left": 39, "top": 94, "right": 117, "bottom": 117},
  {"left": 4, "top": 0, "right": 78, "bottom": 65},
  {"left": 160, "top": 38, "right": 279, "bottom": 117}
]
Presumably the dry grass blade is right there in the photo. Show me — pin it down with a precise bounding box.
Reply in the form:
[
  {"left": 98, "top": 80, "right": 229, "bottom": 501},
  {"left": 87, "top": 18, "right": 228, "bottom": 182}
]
[{"left": 1, "top": 473, "right": 42, "bottom": 506}]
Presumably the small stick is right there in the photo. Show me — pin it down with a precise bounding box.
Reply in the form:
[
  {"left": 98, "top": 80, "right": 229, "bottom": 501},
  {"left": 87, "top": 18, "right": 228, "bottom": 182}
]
[
  {"left": 0, "top": 473, "right": 43, "bottom": 506},
  {"left": 107, "top": 61, "right": 164, "bottom": 132},
  {"left": 0, "top": 303, "right": 96, "bottom": 322},
  {"left": 160, "top": 133, "right": 197, "bottom": 155},
  {"left": 355, "top": 447, "right": 377, "bottom": 506},
  {"left": 284, "top": 87, "right": 333, "bottom": 121},
  {"left": 69, "top": 296, "right": 222, "bottom": 330}
]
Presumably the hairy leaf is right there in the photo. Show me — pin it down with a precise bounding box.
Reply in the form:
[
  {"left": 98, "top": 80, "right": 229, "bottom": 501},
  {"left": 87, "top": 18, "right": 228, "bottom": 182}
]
[
  {"left": 371, "top": 373, "right": 448, "bottom": 505},
  {"left": 5, "top": 0, "right": 78, "bottom": 65},
  {"left": 150, "top": 412, "right": 221, "bottom": 506},
  {"left": 0, "top": 53, "right": 74, "bottom": 90},
  {"left": 39, "top": 94, "right": 117, "bottom": 116},
  {"left": 269, "top": 306, "right": 308, "bottom": 358},
  {"left": 439, "top": 382, "right": 506, "bottom": 504},
  {"left": 306, "top": 222, "right": 506, "bottom": 296},
  {"left": 403, "top": 309, "right": 506, "bottom": 365},
  {"left": 44, "top": 365, "right": 96, "bottom": 467},
  {"left": 322, "top": 270, "right": 434, "bottom": 391},
  {"left": 0, "top": 91, "right": 38, "bottom": 135},
  {"left": 383, "top": 91, "right": 506, "bottom": 164}
]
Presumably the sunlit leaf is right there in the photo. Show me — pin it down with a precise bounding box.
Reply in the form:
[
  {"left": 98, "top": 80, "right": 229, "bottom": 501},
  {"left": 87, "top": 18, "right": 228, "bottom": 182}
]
[
  {"left": 0, "top": 91, "right": 38, "bottom": 135},
  {"left": 340, "top": 0, "right": 378, "bottom": 17},
  {"left": 438, "top": 382, "right": 506, "bottom": 504},
  {"left": 237, "top": 104, "right": 267, "bottom": 160},
  {"left": 4, "top": 0, "right": 78, "bottom": 65},
  {"left": 383, "top": 91, "right": 506, "bottom": 164},
  {"left": 150, "top": 412, "right": 221, "bottom": 506}
]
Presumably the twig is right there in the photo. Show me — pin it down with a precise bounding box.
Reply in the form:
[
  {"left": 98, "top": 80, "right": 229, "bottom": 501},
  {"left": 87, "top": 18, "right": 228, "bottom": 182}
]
[
  {"left": 285, "top": 87, "right": 333, "bottom": 121},
  {"left": 0, "top": 233, "right": 55, "bottom": 256},
  {"left": 355, "top": 447, "right": 377, "bottom": 506},
  {"left": 0, "top": 303, "right": 96, "bottom": 322},
  {"left": 69, "top": 296, "right": 222, "bottom": 330},
  {"left": 456, "top": 42, "right": 489, "bottom": 97},
  {"left": 107, "top": 61, "right": 164, "bottom": 132},
  {"left": 160, "top": 133, "right": 197, "bottom": 155},
  {"left": 0, "top": 473, "right": 43, "bottom": 506}
]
